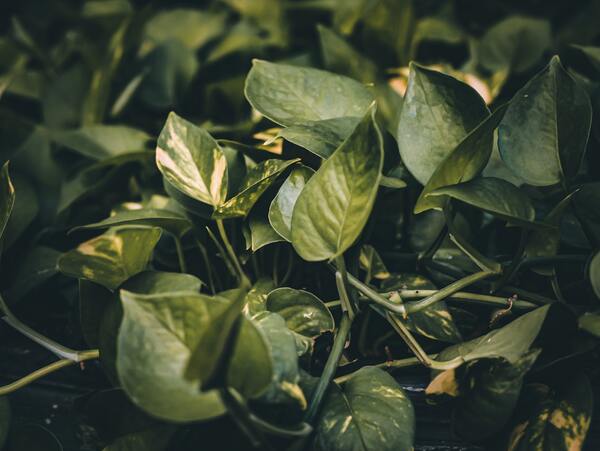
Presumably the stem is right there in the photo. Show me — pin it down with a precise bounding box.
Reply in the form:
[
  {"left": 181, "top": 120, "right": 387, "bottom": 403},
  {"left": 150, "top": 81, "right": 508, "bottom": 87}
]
[
  {"left": 491, "top": 228, "right": 528, "bottom": 291},
  {"left": 405, "top": 270, "right": 495, "bottom": 314},
  {"left": 395, "top": 289, "right": 538, "bottom": 310},
  {"left": 339, "top": 269, "right": 406, "bottom": 316},
  {"left": 217, "top": 220, "right": 250, "bottom": 289},
  {"left": 221, "top": 388, "right": 273, "bottom": 450},
  {"left": 196, "top": 239, "right": 217, "bottom": 294},
  {"left": 334, "top": 355, "right": 437, "bottom": 385},
  {"left": 1, "top": 296, "right": 97, "bottom": 362},
  {"left": 335, "top": 256, "right": 356, "bottom": 319},
  {"left": 0, "top": 352, "right": 99, "bottom": 396},
  {"left": 386, "top": 313, "right": 463, "bottom": 371},
  {"left": 420, "top": 224, "right": 448, "bottom": 262},
  {"left": 206, "top": 226, "right": 238, "bottom": 280},
  {"left": 304, "top": 313, "right": 352, "bottom": 423},
  {"left": 444, "top": 204, "right": 501, "bottom": 273},
  {"left": 174, "top": 236, "right": 187, "bottom": 273}
]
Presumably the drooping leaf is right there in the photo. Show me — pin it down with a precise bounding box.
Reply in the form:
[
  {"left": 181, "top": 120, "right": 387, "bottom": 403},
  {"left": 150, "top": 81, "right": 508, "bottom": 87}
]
[
  {"left": 269, "top": 166, "right": 314, "bottom": 241},
  {"left": 478, "top": 16, "right": 552, "bottom": 74},
  {"left": 58, "top": 227, "right": 162, "bottom": 290},
  {"left": 213, "top": 158, "right": 298, "bottom": 219},
  {"left": 72, "top": 208, "right": 192, "bottom": 238},
  {"left": 506, "top": 375, "right": 593, "bottom": 451},
  {"left": 428, "top": 177, "right": 535, "bottom": 225},
  {"left": 415, "top": 104, "right": 508, "bottom": 213},
  {"left": 52, "top": 125, "right": 151, "bottom": 160},
  {"left": 156, "top": 112, "right": 228, "bottom": 207},
  {"left": 313, "top": 366, "right": 415, "bottom": 451},
  {"left": 245, "top": 59, "right": 373, "bottom": 127},
  {"left": 498, "top": 56, "right": 592, "bottom": 186},
  {"left": 396, "top": 63, "right": 489, "bottom": 185},
  {"left": 266, "top": 287, "right": 334, "bottom": 338},
  {"left": 291, "top": 107, "right": 383, "bottom": 261}
]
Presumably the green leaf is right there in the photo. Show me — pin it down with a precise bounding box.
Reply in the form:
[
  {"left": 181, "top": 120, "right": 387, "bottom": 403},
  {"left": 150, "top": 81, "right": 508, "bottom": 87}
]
[
  {"left": 248, "top": 208, "right": 284, "bottom": 251},
  {"left": 142, "top": 9, "right": 226, "bottom": 53},
  {"left": 269, "top": 166, "right": 314, "bottom": 241},
  {"left": 359, "top": 245, "right": 390, "bottom": 281},
  {"left": 0, "top": 397, "right": 9, "bottom": 449},
  {"left": 396, "top": 63, "right": 489, "bottom": 185},
  {"left": 213, "top": 158, "right": 298, "bottom": 219},
  {"left": 266, "top": 287, "right": 334, "bottom": 338},
  {"left": 506, "top": 375, "right": 593, "bottom": 451},
  {"left": 590, "top": 252, "right": 600, "bottom": 299},
  {"left": 275, "top": 117, "right": 360, "bottom": 159},
  {"left": 244, "top": 59, "right": 374, "bottom": 127},
  {"left": 435, "top": 305, "right": 551, "bottom": 365},
  {"left": 451, "top": 350, "right": 541, "bottom": 441},
  {"left": 71, "top": 208, "right": 192, "bottom": 238},
  {"left": 478, "top": 16, "right": 552, "bottom": 73},
  {"left": 291, "top": 107, "right": 383, "bottom": 261},
  {"left": 4, "top": 172, "right": 38, "bottom": 248},
  {"left": 254, "top": 312, "right": 306, "bottom": 408},
  {"left": 579, "top": 311, "right": 600, "bottom": 337},
  {"left": 428, "top": 177, "right": 535, "bottom": 225},
  {"left": 52, "top": 125, "right": 151, "bottom": 160},
  {"left": 243, "top": 278, "right": 276, "bottom": 316},
  {"left": 156, "top": 112, "right": 228, "bottom": 207},
  {"left": 58, "top": 227, "right": 162, "bottom": 290},
  {"left": 415, "top": 104, "right": 508, "bottom": 214},
  {"left": 116, "top": 290, "right": 224, "bottom": 422},
  {"left": 498, "top": 56, "right": 592, "bottom": 186},
  {"left": 380, "top": 274, "right": 463, "bottom": 343},
  {"left": 313, "top": 366, "right": 415, "bottom": 451},
  {"left": 0, "top": 162, "right": 15, "bottom": 242}
]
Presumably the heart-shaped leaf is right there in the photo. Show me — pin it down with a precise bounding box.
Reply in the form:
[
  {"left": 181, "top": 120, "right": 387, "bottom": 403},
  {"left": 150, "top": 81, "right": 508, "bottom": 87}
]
[
  {"left": 71, "top": 208, "right": 192, "bottom": 238},
  {"left": 156, "top": 112, "right": 228, "bottom": 207},
  {"left": 498, "top": 56, "right": 592, "bottom": 186},
  {"left": 244, "top": 59, "right": 373, "bottom": 127},
  {"left": 428, "top": 177, "right": 535, "bottom": 225},
  {"left": 291, "top": 107, "right": 383, "bottom": 261},
  {"left": 58, "top": 227, "right": 162, "bottom": 290},
  {"left": 396, "top": 63, "right": 489, "bottom": 185},
  {"left": 248, "top": 208, "right": 284, "bottom": 251},
  {"left": 213, "top": 158, "right": 298, "bottom": 219},
  {"left": 415, "top": 104, "right": 508, "bottom": 214},
  {"left": 313, "top": 366, "right": 415, "bottom": 451},
  {"left": 266, "top": 287, "right": 334, "bottom": 338},
  {"left": 269, "top": 166, "right": 314, "bottom": 241}
]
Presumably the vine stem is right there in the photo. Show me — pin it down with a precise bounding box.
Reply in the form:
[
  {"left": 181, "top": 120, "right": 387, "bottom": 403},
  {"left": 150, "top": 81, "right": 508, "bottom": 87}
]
[
  {"left": 385, "top": 313, "right": 463, "bottom": 371},
  {"left": 0, "top": 352, "right": 99, "bottom": 396},
  {"left": 216, "top": 220, "right": 250, "bottom": 289},
  {"left": 174, "top": 236, "right": 187, "bottom": 273},
  {"left": 392, "top": 289, "right": 538, "bottom": 310},
  {"left": 304, "top": 312, "right": 352, "bottom": 423},
  {"left": 334, "top": 355, "right": 438, "bottom": 385}
]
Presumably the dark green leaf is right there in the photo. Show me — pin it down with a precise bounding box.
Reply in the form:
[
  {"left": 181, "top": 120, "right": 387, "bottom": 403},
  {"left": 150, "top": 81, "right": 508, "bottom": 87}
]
[
  {"left": 291, "top": 107, "right": 383, "bottom": 261},
  {"left": 313, "top": 366, "right": 415, "bottom": 451},
  {"left": 266, "top": 287, "right": 334, "bottom": 338},
  {"left": 396, "top": 63, "right": 489, "bottom": 185},
  {"left": 8, "top": 246, "right": 60, "bottom": 302},
  {"left": 269, "top": 166, "right": 314, "bottom": 241},
  {"left": 58, "top": 227, "right": 162, "bottom": 290},
  {"left": 248, "top": 208, "right": 284, "bottom": 251},
  {"left": 498, "top": 56, "right": 592, "bottom": 185},
  {"left": 590, "top": 252, "right": 600, "bottom": 299},
  {"left": 428, "top": 177, "right": 535, "bottom": 225},
  {"left": 4, "top": 172, "right": 38, "bottom": 247},
  {"left": 244, "top": 59, "right": 374, "bottom": 127},
  {"left": 579, "top": 311, "right": 600, "bottom": 337},
  {"left": 415, "top": 104, "right": 508, "bottom": 213}
]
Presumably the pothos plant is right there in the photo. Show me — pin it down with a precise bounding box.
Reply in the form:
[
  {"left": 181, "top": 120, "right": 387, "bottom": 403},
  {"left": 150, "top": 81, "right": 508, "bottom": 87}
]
[{"left": 2, "top": 30, "right": 600, "bottom": 451}]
